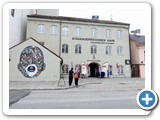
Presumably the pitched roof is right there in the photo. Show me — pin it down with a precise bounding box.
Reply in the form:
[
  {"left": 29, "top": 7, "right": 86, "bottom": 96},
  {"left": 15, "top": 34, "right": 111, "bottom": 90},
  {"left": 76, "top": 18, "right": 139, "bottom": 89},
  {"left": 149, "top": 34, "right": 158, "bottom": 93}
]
[
  {"left": 9, "top": 37, "right": 63, "bottom": 65},
  {"left": 27, "top": 14, "right": 130, "bottom": 26},
  {"left": 130, "top": 34, "right": 145, "bottom": 45}
]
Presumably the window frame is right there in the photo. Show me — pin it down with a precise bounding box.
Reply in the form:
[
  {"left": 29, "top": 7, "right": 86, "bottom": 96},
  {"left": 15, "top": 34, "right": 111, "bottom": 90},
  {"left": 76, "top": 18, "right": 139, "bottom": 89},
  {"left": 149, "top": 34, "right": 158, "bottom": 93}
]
[
  {"left": 117, "top": 30, "right": 123, "bottom": 39},
  {"left": 62, "top": 44, "right": 69, "bottom": 53},
  {"left": 75, "top": 27, "right": 82, "bottom": 37},
  {"left": 62, "top": 64, "right": 69, "bottom": 74},
  {"left": 117, "top": 46, "right": 123, "bottom": 56},
  {"left": 37, "top": 24, "right": 45, "bottom": 34},
  {"left": 50, "top": 25, "right": 58, "bottom": 35},
  {"left": 62, "top": 26, "right": 69, "bottom": 36},
  {"left": 75, "top": 44, "right": 81, "bottom": 54},
  {"left": 91, "top": 45, "right": 97, "bottom": 54},
  {"left": 106, "top": 45, "right": 112, "bottom": 55},
  {"left": 91, "top": 28, "right": 97, "bottom": 38},
  {"left": 106, "top": 29, "right": 111, "bottom": 38}
]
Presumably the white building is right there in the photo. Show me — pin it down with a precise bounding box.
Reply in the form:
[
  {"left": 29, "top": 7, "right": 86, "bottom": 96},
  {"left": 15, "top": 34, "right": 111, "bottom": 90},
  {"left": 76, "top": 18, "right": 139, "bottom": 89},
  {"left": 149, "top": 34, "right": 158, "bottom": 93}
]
[
  {"left": 9, "top": 37, "right": 63, "bottom": 81},
  {"left": 26, "top": 14, "right": 131, "bottom": 78},
  {"left": 9, "top": 9, "right": 36, "bottom": 48}
]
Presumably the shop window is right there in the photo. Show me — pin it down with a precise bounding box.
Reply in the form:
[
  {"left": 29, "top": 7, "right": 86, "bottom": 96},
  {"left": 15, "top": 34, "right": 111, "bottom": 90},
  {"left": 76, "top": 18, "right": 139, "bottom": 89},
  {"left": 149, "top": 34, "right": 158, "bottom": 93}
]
[
  {"left": 62, "top": 64, "right": 69, "bottom": 73},
  {"left": 75, "top": 64, "right": 81, "bottom": 73},
  {"left": 118, "top": 65, "right": 124, "bottom": 74}
]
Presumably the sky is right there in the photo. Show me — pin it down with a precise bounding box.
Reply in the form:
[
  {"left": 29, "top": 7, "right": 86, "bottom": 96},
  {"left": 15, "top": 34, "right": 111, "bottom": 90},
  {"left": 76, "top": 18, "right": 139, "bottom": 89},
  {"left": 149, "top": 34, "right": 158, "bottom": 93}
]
[{"left": 57, "top": 3, "right": 151, "bottom": 36}]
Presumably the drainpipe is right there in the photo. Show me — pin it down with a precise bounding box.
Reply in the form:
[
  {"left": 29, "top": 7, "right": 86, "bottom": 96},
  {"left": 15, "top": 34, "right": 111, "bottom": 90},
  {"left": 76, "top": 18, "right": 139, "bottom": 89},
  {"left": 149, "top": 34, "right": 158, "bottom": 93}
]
[{"left": 59, "top": 20, "right": 62, "bottom": 79}]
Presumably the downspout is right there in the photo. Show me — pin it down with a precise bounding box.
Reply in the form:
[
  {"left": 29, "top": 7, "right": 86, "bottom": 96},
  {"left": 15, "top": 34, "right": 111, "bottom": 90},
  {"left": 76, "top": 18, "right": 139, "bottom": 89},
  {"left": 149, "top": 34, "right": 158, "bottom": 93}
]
[
  {"left": 59, "top": 20, "right": 62, "bottom": 79},
  {"left": 128, "top": 26, "right": 132, "bottom": 77}
]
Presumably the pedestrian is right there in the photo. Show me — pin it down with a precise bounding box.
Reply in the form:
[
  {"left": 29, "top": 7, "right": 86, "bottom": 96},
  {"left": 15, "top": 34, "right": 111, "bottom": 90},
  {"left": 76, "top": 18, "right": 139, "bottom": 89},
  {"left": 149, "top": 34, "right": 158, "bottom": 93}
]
[
  {"left": 74, "top": 71, "right": 79, "bottom": 87},
  {"left": 68, "top": 68, "right": 74, "bottom": 86}
]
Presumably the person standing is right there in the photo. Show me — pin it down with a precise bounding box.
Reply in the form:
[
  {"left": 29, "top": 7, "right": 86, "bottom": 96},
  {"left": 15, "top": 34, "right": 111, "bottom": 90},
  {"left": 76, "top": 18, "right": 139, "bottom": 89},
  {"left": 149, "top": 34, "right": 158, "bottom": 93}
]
[
  {"left": 68, "top": 68, "right": 74, "bottom": 86},
  {"left": 74, "top": 71, "right": 79, "bottom": 87}
]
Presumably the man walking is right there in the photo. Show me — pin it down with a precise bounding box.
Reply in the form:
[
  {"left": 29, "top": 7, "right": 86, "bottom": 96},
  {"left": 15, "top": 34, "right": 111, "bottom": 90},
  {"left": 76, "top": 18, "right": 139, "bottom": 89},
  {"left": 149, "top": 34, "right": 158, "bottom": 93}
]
[{"left": 69, "top": 68, "right": 74, "bottom": 86}]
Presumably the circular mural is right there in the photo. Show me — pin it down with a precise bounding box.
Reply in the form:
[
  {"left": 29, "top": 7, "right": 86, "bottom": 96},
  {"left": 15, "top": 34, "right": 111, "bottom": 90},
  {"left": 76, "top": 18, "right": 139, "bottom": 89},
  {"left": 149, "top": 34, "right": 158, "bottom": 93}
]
[{"left": 17, "top": 46, "right": 46, "bottom": 78}]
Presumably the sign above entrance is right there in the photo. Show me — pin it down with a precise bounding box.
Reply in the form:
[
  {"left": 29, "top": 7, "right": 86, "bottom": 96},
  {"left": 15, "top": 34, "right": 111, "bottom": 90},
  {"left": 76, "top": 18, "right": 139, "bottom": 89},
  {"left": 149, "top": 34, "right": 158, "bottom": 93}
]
[{"left": 72, "top": 37, "right": 115, "bottom": 44}]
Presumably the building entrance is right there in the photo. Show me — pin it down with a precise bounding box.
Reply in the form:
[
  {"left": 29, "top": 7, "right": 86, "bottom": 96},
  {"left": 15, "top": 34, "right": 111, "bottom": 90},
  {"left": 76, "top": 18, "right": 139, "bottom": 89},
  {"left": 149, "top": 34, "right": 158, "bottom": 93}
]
[{"left": 88, "top": 62, "right": 99, "bottom": 77}]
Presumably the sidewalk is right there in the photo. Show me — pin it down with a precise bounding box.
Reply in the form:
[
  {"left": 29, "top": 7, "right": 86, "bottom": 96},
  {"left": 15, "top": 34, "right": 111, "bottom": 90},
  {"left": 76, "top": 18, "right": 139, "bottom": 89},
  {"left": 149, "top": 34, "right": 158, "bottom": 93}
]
[{"left": 9, "top": 77, "right": 145, "bottom": 91}]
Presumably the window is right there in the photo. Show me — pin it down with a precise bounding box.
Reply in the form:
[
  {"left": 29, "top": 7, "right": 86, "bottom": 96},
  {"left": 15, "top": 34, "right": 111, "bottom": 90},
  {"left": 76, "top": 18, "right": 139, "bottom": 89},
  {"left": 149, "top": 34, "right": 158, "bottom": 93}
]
[
  {"left": 75, "top": 27, "right": 81, "bottom": 37},
  {"left": 75, "top": 44, "right": 81, "bottom": 54},
  {"left": 91, "top": 45, "right": 97, "bottom": 54},
  {"left": 117, "top": 30, "right": 122, "bottom": 39},
  {"left": 37, "top": 24, "right": 45, "bottom": 34},
  {"left": 106, "top": 29, "right": 111, "bottom": 38},
  {"left": 62, "top": 44, "right": 68, "bottom": 53},
  {"left": 75, "top": 64, "right": 81, "bottom": 73},
  {"left": 91, "top": 28, "right": 96, "bottom": 38},
  {"left": 117, "top": 46, "right": 123, "bottom": 55},
  {"left": 62, "top": 64, "right": 69, "bottom": 73},
  {"left": 62, "top": 26, "right": 69, "bottom": 35},
  {"left": 11, "top": 9, "right": 15, "bottom": 17},
  {"left": 106, "top": 45, "right": 112, "bottom": 55},
  {"left": 118, "top": 65, "right": 124, "bottom": 74},
  {"left": 50, "top": 25, "right": 57, "bottom": 35}
]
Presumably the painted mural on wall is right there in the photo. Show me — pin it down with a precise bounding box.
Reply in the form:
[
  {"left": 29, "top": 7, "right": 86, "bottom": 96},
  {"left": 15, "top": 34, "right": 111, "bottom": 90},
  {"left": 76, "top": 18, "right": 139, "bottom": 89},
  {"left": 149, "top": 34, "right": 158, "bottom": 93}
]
[{"left": 17, "top": 46, "right": 46, "bottom": 78}]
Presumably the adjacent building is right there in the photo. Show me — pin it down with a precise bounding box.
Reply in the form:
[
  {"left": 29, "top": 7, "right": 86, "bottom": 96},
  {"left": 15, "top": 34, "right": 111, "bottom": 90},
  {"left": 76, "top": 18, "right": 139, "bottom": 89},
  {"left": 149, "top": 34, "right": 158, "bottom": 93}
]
[
  {"left": 130, "top": 34, "right": 145, "bottom": 78},
  {"left": 26, "top": 14, "right": 131, "bottom": 78}
]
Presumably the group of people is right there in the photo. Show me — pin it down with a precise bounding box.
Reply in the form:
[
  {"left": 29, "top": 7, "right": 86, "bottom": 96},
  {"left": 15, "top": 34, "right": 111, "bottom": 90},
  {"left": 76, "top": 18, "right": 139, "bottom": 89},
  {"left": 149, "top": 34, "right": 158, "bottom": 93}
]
[{"left": 68, "top": 68, "right": 80, "bottom": 87}]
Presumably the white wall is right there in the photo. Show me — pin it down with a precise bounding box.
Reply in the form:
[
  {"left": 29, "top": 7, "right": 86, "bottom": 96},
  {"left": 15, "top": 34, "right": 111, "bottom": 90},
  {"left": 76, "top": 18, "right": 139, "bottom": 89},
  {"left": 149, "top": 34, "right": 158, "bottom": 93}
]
[
  {"left": 9, "top": 39, "right": 61, "bottom": 81},
  {"left": 9, "top": 9, "right": 36, "bottom": 48}
]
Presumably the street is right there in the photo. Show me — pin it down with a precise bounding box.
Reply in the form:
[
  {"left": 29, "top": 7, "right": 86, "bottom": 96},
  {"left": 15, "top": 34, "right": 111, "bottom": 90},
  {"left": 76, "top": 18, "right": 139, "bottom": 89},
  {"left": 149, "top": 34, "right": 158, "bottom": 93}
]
[{"left": 9, "top": 78, "right": 144, "bottom": 109}]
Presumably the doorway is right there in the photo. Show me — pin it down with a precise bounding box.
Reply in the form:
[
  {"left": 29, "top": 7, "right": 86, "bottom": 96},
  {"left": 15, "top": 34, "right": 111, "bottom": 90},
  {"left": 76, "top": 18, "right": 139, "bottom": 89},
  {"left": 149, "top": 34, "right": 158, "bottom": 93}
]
[
  {"left": 88, "top": 62, "right": 99, "bottom": 77},
  {"left": 131, "top": 64, "right": 140, "bottom": 77}
]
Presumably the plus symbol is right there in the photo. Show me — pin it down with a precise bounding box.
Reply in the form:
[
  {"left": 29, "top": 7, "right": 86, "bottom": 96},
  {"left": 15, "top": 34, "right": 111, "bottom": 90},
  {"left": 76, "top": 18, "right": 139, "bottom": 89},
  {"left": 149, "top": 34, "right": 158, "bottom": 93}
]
[{"left": 142, "top": 94, "right": 153, "bottom": 105}]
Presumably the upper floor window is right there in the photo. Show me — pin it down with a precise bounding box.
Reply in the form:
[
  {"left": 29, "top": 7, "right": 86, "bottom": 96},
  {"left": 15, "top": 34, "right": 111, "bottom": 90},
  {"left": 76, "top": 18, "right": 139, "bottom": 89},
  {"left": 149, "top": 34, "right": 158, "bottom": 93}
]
[
  {"left": 62, "top": 26, "right": 69, "bottom": 35},
  {"left": 117, "top": 46, "right": 123, "bottom": 55},
  {"left": 106, "top": 45, "right": 112, "bottom": 55},
  {"left": 62, "top": 64, "right": 69, "bottom": 73},
  {"left": 50, "top": 25, "right": 57, "bottom": 35},
  {"left": 117, "top": 30, "right": 122, "bottom": 39},
  {"left": 11, "top": 9, "right": 15, "bottom": 17},
  {"left": 91, "top": 28, "right": 96, "bottom": 38},
  {"left": 62, "top": 44, "right": 68, "bottom": 53},
  {"left": 37, "top": 24, "right": 45, "bottom": 34},
  {"left": 75, "top": 27, "right": 82, "bottom": 37},
  {"left": 75, "top": 44, "right": 81, "bottom": 54},
  {"left": 106, "top": 29, "right": 111, "bottom": 38},
  {"left": 91, "top": 45, "right": 97, "bottom": 54}
]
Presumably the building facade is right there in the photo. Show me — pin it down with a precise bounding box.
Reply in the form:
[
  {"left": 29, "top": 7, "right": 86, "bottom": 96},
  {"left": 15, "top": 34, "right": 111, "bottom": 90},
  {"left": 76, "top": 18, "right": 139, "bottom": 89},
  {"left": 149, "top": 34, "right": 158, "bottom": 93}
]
[
  {"left": 27, "top": 14, "right": 131, "bottom": 78},
  {"left": 130, "top": 34, "right": 145, "bottom": 78},
  {"left": 9, "top": 38, "right": 63, "bottom": 81}
]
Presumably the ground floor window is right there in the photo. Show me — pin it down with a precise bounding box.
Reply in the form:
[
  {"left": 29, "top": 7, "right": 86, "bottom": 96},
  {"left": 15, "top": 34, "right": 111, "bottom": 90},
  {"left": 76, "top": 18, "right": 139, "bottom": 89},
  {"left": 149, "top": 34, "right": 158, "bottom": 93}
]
[
  {"left": 118, "top": 65, "right": 123, "bottom": 74},
  {"left": 75, "top": 64, "right": 81, "bottom": 73},
  {"left": 62, "top": 64, "right": 69, "bottom": 73}
]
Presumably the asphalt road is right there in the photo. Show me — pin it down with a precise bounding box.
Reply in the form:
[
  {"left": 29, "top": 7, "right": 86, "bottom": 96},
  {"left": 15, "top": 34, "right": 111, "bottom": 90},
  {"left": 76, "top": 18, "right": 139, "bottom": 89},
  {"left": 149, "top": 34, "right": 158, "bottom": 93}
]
[
  {"left": 10, "top": 89, "right": 140, "bottom": 109},
  {"left": 9, "top": 78, "right": 144, "bottom": 109}
]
